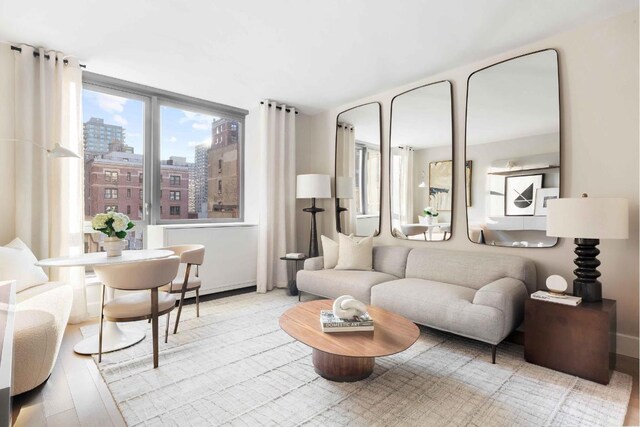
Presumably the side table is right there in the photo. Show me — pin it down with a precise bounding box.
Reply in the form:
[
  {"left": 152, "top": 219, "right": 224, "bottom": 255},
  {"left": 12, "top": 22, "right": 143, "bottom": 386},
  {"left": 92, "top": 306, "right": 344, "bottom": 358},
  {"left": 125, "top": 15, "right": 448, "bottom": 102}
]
[
  {"left": 280, "top": 256, "right": 308, "bottom": 296},
  {"left": 524, "top": 297, "right": 616, "bottom": 385}
]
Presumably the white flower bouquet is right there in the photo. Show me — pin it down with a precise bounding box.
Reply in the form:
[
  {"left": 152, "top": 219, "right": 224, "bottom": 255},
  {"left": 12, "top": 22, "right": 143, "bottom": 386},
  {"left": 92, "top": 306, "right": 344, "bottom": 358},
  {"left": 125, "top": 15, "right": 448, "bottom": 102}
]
[{"left": 91, "top": 210, "right": 135, "bottom": 238}]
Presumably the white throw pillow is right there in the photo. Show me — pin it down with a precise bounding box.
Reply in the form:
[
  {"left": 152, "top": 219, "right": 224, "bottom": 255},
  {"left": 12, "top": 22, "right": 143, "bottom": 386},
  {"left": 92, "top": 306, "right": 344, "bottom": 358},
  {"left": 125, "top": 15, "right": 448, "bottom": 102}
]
[
  {"left": 321, "top": 235, "right": 339, "bottom": 269},
  {"left": 335, "top": 233, "right": 373, "bottom": 271},
  {"left": 0, "top": 238, "right": 49, "bottom": 293}
]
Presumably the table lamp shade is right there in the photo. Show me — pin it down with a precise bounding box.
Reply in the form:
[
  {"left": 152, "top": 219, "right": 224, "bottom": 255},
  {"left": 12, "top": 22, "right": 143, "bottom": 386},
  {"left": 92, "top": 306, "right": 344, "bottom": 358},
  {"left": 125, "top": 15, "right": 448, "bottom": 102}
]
[
  {"left": 297, "top": 174, "right": 331, "bottom": 199},
  {"left": 547, "top": 197, "right": 628, "bottom": 239},
  {"left": 336, "top": 176, "right": 354, "bottom": 199}
]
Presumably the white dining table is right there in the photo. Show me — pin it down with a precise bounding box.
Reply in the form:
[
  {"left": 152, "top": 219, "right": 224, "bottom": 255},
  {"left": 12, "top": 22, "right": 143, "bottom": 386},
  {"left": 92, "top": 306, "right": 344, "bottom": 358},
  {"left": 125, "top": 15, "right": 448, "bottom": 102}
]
[
  {"left": 402, "top": 222, "right": 451, "bottom": 241},
  {"left": 37, "top": 249, "right": 174, "bottom": 355}
]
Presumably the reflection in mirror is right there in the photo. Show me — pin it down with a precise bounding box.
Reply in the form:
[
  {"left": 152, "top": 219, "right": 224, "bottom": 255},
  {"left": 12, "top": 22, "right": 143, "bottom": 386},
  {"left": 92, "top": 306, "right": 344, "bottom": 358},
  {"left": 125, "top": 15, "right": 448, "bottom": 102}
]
[
  {"left": 335, "top": 103, "right": 381, "bottom": 236},
  {"left": 465, "top": 49, "right": 560, "bottom": 248},
  {"left": 389, "top": 81, "right": 453, "bottom": 241}
]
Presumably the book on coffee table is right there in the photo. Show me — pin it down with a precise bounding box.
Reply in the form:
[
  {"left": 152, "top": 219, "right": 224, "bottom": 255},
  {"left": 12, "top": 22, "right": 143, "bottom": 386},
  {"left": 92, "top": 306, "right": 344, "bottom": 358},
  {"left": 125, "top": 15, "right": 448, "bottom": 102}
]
[
  {"left": 531, "top": 290, "right": 582, "bottom": 306},
  {"left": 320, "top": 310, "right": 374, "bottom": 332}
]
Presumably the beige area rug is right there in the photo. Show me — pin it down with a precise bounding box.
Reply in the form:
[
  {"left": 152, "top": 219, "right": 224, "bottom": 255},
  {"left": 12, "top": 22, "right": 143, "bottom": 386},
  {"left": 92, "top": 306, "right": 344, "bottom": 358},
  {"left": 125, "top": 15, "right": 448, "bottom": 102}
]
[{"left": 82, "top": 290, "right": 632, "bottom": 426}]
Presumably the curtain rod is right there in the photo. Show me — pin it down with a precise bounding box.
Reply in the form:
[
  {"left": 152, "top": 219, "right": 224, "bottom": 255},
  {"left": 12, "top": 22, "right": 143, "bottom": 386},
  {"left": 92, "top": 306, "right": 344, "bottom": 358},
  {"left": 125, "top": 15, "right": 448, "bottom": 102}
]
[
  {"left": 10, "top": 45, "right": 87, "bottom": 69},
  {"left": 260, "top": 101, "right": 298, "bottom": 114}
]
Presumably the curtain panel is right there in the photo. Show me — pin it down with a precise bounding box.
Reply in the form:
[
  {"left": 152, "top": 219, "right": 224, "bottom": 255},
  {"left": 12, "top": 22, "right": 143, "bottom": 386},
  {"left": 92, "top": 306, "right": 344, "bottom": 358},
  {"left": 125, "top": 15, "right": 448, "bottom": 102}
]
[
  {"left": 336, "top": 123, "right": 355, "bottom": 234},
  {"left": 256, "top": 100, "right": 296, "bottom": 292},
  {"left": 1, "top": 43, "right": 87, "bottom": 323}
]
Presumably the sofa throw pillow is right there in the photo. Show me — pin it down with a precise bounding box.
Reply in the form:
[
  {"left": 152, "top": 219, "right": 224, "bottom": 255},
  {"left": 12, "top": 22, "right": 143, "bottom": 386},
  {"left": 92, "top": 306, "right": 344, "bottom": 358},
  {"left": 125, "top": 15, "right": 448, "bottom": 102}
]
[
  {"left": 335, "top": 233, "right": 373, "bottom": 271},
  {"left": 0, "top": 238, "right": 49, "bottom": 293},
  {"left": 321, "top": 235, "right": 339, "bottom": 269}
]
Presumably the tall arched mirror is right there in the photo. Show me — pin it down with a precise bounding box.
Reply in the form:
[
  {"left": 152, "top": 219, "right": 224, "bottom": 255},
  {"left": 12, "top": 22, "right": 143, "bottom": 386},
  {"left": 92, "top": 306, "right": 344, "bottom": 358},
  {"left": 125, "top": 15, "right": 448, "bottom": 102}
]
[
  {"left": 389, "top": 81, "right": 453, "bottom": 241},
  {"left": 335, "top": 102, "right": 382, "bottom": 236},
  {"left": 465, "top": 49, "right": 560, "bottom": 248}
]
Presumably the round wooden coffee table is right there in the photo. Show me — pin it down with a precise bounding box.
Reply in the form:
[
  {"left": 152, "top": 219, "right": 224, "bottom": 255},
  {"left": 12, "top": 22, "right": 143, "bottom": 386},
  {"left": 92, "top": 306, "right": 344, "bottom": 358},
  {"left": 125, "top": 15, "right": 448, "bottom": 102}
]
[{"left": 279, "top": 300, "right": 420, "bottom": 382}]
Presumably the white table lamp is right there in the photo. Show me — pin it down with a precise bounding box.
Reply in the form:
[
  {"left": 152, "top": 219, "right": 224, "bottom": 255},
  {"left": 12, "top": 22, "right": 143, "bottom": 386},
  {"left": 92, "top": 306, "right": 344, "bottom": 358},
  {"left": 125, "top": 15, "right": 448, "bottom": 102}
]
[
  {"left": 297, "top": 174, "right": 331, "bottom": 257},
  {"left": 547, "top": 193, "right": 628, "bottom": 302},
  {"left": 335, "top": 176, "right": 354, "bottom": 233}
]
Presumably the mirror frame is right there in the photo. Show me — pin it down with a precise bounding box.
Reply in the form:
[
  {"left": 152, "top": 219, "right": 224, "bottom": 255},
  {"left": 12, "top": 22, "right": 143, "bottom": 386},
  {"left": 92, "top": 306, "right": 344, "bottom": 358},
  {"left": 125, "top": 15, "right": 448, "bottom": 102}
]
[
  {"left": 388, "top": 80, "right": 454, "bottom": 242},
  {"left": 463, "top": 48, "right": 561, "bottom": 248},
  {"left": 334, "top": 101, "right": 383, "bottom": 237}
]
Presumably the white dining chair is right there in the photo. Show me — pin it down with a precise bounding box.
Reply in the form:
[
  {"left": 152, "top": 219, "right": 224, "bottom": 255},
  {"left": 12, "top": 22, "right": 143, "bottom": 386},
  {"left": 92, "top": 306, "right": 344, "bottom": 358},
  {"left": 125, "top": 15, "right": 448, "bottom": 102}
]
[
  {"left": 94, "top": 256, "right": 180, "bottom": 368},
  {"left": 160, "top": 245, "right": 205, "bottom": 334}
]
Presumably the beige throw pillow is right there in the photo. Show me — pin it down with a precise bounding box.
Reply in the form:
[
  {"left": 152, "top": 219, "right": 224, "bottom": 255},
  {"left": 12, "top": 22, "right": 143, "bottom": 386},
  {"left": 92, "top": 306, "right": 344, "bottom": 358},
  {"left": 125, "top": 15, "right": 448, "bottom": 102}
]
[
  {"left": 335, "top": 233, "right": 373, "bottom": 271},
  {"left": 321, "top": 235, "right": 339, "bottom": 269},
  {"left": 0, "top": 238, "right": 50, "bottom": 293}
]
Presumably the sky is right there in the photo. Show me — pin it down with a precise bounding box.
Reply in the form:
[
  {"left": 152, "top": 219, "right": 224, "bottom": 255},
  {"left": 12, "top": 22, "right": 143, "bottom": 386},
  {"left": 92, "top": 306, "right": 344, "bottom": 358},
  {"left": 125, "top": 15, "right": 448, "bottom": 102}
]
[{"left": 82, "top": 89, "right": 218, "bottom": 163}]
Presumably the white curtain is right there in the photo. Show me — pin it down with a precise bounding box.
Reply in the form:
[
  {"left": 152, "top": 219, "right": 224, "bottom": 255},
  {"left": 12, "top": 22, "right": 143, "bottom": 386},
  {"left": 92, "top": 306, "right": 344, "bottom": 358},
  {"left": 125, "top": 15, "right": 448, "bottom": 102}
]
[
  {"left": 336, "top": 123, "right": 355, "bottom": 234},
  {"left": 393, "top": 147, "right": 414, "bottom": 227},
  {"left": 2, "top": 43, "right": 87, "bottom": 323},
  {"left": 256, "top": 100, "right": 296, "bottom": 293}
]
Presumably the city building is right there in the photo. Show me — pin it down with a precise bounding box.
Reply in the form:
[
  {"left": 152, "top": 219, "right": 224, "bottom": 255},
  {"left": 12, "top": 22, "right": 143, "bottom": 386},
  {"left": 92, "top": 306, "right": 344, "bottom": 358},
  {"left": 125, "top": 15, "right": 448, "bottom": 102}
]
[
  {"left": 85, "top": 152, "right": 189, "bottom": 221},
  {"left": 83, "top": 117, "right": 125, "bottom": 157},
  {"left": 208, "top": 118, "right": 240, "bottom": 218},
  {"left": 194, "top": 142, "right": 210, "bottom": 218}
]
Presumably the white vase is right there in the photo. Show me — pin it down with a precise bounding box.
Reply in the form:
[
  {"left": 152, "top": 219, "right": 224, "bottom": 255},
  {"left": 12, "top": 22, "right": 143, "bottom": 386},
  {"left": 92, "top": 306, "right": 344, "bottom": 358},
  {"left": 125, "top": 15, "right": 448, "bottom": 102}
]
[
  {"left": 426, "top": 216, "right": 435, "bottom": 225},
  {"left": 103, "top": 236, "right": 125, "bottom": 257}
]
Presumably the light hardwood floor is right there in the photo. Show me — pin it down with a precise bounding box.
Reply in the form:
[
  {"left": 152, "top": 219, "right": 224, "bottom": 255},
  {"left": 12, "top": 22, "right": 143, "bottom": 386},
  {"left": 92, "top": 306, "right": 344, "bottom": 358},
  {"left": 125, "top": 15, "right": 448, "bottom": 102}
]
[{"left": 12, "top": 318, "right": 640, "bottom": 426}]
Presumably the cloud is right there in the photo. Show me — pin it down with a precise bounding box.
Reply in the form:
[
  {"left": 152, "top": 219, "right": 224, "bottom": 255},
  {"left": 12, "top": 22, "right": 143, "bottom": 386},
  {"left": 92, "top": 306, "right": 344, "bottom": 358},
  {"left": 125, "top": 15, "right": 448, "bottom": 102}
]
[
  {"left": 95, "top": 93, "right": 127, "bottom": 114},
  {"left": 187, "top": 137, "right": 211, "bottom": 148},
  {"left": 192, "top": 122, "right": 210, "bottom": 130},
  {"left": 169, "top": 136, "right": 177, "bottom": 143},
  {"left": 113, "top": 114, "right": 128, "bottom": 126},
  {"left": 179, "top": 110, "right": 214, "bottom": 131}
]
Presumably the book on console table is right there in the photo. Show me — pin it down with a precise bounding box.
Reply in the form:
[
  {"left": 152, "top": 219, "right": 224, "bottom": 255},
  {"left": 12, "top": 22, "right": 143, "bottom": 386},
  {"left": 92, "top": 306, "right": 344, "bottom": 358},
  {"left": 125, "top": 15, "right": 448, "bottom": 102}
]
[
  {"left": 531, "top": 290, "right": 582, "bottom": 306},
  {"left": 320, "top": 310, "right": 374, "bottom": 332}
]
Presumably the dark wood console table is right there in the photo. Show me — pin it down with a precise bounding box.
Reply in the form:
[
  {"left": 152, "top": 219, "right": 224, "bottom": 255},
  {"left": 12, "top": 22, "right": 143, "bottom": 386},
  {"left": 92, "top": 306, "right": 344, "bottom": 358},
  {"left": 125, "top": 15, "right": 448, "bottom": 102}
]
[{"left": 524, "top": 297, "right": 616, "bottom": 385}]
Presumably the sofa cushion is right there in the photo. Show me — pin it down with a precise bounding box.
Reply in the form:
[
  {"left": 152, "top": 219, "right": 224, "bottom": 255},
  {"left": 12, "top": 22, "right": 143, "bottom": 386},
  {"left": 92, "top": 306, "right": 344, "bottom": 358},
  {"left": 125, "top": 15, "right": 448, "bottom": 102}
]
[
  {"left": 372, "top": 246, "right": 412, "bottom": 278},
  {"left": 321, "top": 235, "right": 339, "bottom": 269},
  {"left": 335, "top": 234, "right": 373, "bottom": 271},
  {"left": 404, "top": 248, "right": 536, "bottom": 292},
  {"left": 371, "top": 278, "right": 505, "bottom": 344},
  {"left": 297, "top": 269, "right": 397, "bottom": 304},
  {"left": 0, "top": 238, "right": 49, "bottom": 293}
]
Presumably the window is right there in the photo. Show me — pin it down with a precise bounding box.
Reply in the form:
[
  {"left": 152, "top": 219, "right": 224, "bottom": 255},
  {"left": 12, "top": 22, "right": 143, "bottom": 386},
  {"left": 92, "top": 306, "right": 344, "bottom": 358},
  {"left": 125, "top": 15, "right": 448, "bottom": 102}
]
[
  {"left": 217, "top": 180, "right": 222, "bottom": 193},
  {"left": 84, "top": 74, "right": 246, "bottom": 227},
  {"left": 104, "top": 188, "right": 118, "bottom": 199},
  {"left": 127, "top": 205, "right": 131, "bottom": 214},
  {"left": 104, "top": 171, "right": 118, "bottom": 183},
  {"left": 105, "top": 205, "right": 118, "bottom": 212}
]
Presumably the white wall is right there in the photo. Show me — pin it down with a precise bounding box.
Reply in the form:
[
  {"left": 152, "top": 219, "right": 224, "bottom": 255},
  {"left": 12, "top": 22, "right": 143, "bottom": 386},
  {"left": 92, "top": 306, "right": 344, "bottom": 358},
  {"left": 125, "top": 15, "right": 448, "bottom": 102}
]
[{"left": 296, "top": 11, "right": 639, "bottom": 356}]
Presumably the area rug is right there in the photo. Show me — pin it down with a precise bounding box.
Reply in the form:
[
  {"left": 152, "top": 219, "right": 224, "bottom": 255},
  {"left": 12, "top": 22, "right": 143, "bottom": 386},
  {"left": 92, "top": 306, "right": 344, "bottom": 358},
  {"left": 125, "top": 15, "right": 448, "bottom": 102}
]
[{"left": 82, "top": 290, "right": 632, "bottom": 426}]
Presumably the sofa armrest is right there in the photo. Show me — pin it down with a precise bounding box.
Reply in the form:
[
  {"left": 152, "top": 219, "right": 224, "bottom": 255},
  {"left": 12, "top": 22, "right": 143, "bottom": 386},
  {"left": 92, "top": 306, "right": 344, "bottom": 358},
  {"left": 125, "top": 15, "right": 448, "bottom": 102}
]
[
  {"left": 304, "top": 257, "right": 324, "bottom": 271},
  {"left": 473, "top": 277, "right": 528, "bottom": 338}
]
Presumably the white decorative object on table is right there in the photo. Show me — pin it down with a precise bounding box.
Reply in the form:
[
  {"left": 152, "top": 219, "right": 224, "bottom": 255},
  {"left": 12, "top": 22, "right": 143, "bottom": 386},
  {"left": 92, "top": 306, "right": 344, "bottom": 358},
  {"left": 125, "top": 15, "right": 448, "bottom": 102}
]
[
  {"left": 91, "top": 210, "right": 135, "bottom": 257},
  {"left": 332, "top": 295, "right": 367, "bottom": 319},
  {"left": 546, "top": 274, "right": 568, "bottom": 295}
]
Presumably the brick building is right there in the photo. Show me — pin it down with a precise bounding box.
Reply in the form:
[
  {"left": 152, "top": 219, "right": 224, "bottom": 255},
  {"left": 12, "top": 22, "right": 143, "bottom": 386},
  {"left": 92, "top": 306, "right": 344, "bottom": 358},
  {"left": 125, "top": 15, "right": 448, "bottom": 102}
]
[
  {"left": 208, "top": 118, "right": 240, "bottom": 218},
  {"left": 85, "top": 152, "right": 189, "bottom": 221}
]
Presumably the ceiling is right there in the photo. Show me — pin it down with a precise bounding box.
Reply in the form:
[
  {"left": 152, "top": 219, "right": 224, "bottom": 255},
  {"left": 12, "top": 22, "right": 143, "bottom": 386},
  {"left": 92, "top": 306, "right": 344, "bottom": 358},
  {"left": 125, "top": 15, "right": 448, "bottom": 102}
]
[
  {"left": 338, "top": 103, "right": 381, "bottom": 146},
  {"left": 0, "top": 0, "right": 636, "bottom": 114}
]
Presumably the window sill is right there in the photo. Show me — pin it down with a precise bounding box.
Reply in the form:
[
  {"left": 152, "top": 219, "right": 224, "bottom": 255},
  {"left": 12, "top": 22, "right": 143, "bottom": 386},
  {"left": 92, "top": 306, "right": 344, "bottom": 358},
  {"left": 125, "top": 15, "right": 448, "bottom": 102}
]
[{"left": 149, "top": 222, "right": 257, "bottom": 229}]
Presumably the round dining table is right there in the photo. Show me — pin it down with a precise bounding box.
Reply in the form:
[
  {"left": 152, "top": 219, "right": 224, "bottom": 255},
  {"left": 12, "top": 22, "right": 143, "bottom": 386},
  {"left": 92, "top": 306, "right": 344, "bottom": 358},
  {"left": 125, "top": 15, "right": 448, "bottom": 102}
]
[{"left": 37, "top": 249, "right": 174, "bottom": 355}]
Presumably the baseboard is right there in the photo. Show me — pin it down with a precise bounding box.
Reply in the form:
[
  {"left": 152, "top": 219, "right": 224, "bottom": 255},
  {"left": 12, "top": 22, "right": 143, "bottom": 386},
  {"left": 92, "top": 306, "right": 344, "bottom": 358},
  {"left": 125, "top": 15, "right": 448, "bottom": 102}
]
[{"left": 615, "top": 333, "right": 639, "bottom": 358}]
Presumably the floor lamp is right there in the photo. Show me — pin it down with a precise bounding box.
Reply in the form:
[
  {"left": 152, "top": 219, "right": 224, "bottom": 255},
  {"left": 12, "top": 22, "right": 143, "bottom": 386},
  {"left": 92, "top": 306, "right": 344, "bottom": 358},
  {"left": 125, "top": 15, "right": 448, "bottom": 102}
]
[
  {"left": 546, "top": 194, "right": 628, "bottom": 302},
  {"left": 297, "top": 174, "right": 331, "bottom": 258},
  {"left": 335, "top": 176, "right": 354, "bottom": 234}
]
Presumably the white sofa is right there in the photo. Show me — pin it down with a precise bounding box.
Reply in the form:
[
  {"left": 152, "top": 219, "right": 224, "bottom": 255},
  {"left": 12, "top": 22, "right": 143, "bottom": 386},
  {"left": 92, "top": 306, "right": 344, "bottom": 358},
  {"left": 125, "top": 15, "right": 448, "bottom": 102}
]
[
  {"left": 13, "top": 281, "right": 72, "bottom": 395},
  {"left": 297, "top": 246, "right": 536, "bottom": 362}
]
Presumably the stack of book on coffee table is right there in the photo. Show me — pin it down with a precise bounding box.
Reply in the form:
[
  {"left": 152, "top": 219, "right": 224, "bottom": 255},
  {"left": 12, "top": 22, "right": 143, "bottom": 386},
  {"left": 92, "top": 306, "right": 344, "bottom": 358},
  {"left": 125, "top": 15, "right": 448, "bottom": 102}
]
[{"left": 320, "top": 310, "right": 374, "bottom": 332}]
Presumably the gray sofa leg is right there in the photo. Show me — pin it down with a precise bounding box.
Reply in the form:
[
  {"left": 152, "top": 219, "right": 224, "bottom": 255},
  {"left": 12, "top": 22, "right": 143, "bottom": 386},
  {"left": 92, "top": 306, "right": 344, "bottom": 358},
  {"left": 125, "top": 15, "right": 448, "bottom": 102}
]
[{"left": 491, "top": 345, "right": 496, "bottom": 364}]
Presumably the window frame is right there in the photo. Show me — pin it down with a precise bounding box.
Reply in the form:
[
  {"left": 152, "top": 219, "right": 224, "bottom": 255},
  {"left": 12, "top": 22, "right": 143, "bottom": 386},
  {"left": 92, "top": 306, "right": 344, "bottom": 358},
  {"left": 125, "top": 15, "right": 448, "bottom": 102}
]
[{"left": 83, "top": 72, "right": 248, "bottom": 225}]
